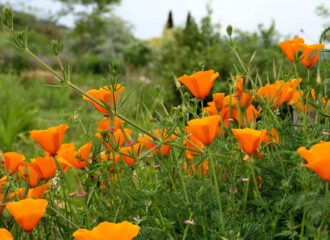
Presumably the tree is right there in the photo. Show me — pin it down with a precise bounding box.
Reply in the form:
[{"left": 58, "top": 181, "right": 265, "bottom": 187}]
[
  {"left": 57, "top": 0, "right": 120, "bottom": 11},
  {"left": 166, "top": 10, "right": 174, "bottom": 29}
]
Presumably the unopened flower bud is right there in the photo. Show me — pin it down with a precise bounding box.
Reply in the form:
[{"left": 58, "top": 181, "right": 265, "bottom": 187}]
[{"left": 226, "top": 25, "right": 233, "bottom": 37}]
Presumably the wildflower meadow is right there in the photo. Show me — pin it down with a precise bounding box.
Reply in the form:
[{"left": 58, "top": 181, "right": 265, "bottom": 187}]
[{"left": 0, "top": 2, "right": 329, "bottom": 240}]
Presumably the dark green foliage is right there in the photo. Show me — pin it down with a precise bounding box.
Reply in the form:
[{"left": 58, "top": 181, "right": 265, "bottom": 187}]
[
  {"left": 123, "top": 41, "right": 151, "bottom": 67},
  {"left": 0, "top": 75, "right": 36, "bottom": 151},
  {"left": 166, "top": 10, "right": 174, "bottom": 29}
]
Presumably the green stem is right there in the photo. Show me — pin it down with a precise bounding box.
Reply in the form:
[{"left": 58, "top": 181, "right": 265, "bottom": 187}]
[
  {"left": 299, "top": 208, "right": 307, "bottom": 239},
  {"left": 320, "top": 182, "right": 329, "bottom": 232},
  {"left": 209, "top": 154, "right": 225, "bottom": 233},
  {"left": 293, "top": 62, "right": 299, "bottom": 78}
]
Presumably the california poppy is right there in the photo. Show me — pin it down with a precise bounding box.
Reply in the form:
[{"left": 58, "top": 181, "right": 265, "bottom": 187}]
[
  {"left": 10, "top": 182, "right": 51, "bottom": 200},
  {"left": 213, "top": 93, "right": 225, "bottom": 109},
  {"left": 178, "top": 70, "right": 219, "bottom": 99},
  {"left": 100, "top": 152, "right": 120, "bottom": 172},
  {"left": 220, "top": 107, "right": 238, "bottom": 126},
  {"left": 231, "top": 128, "right": 267, "bottom": 155},
  {"left": 31, "top": 156, "right": 56, "bottom": 180},
  {"left": 5, "top": 198, "right": 48, "bottom": 232},
  {"left": 245, "top": 105, "right": 262, "bottom": 124},
  {"left": 18, "top": 163, "right": 41, "bottom": 187},
  {"left": 97, "top": 116, "right": 124, "bottom": 132},
  {"left": 279, "top": 37, "right": 305, "bottom": 62},
  {"left": 83, "top": 84, "right": 124, "bottom": 114},
  {"left": 297, "top": 141, "right": 330, "bottom": 181},
  {"left": 187, "top": 115, "right": 221, "bottom": 145},
  {"left": 280, "top": 37, "right": 324, "bottom": 68},
  {"left": 184, "top": 135, "right": 205, "bottom": 161},
  {"left": 262, "top": 128, "right": 280, "bottom": 143},
  {"left": 257, "top": 81, "right": 294, "bottom": 108},
  {"left": 30, "top": 124, "right": 68, "bottom": 156},
  {"left": 56, "top": 142, "right": 92, "bottom": 170},
  {"left": 185, "top": 161, "right": 209, "bottom": 176},
  {"left": 73, "top": 221, "right": 140, "bottom": 240},
  {"left": 300, "top": 43, "right": 325, "bottom": 68},
  {"left": 120, "top": 143, "right": 141, "bottom": 166},
  {"left": 3, "top": 152, "right": 25, "bottom": 175},
  {"left": 0, "top": 176, "right": 7, "bottom": 190},
  {"left": 138, "top": 129, "right": 176, "bottom": 156},
  {"left": 96, "top": 128, "right": 132, "bottom": 150},
  {"left": 235, "top": 75, "right": 244, "bottom": 98},
  {"left": 203, "top": 101, "right": 218, "bottom": 116},
  {"left": 28, "top": 183, "right": 51, "bottom": 199},
  {"left": 0, "top": 228, "right": 13, "bottom": 240}
]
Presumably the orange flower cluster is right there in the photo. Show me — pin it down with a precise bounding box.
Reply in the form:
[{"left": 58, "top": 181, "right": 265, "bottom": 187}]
[
  {"left": 1, "top": 125, "right": 93, "bottom": 190},
  {"left": 257, "top": 79, "right": 301, "bottom": 109},
  {"left": 83, "top": 84, "right": 124, "bottom": 114},
  {"left": 177, "top": 71, "right": 284, "bottom": 166},
  {"left": 138, "top": 129, "right": 177, "bottom": 156},
  {"left": 280, "top": 37, "right": 324, "bottom": 68},
  {"left": 0, "top": 124, "right": 93, "bottom": 234},
  {"left": 201, "top": 75, "right": 261, "bottom": 127}
]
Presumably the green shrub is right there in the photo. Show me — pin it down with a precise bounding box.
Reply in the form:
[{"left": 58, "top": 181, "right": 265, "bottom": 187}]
[{"left": 0, "top": 74, "right": 36, "bottom": 151}]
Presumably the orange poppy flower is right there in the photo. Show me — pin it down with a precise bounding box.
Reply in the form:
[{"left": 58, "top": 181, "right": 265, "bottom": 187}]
[
  {"left": 56, "top": 142, "right": 92, "bottom": 170},
  {"left": 10, "top": 182, "right": 51, "bottom": 200},
  {"left": 300, "top": 43, "right": 325, "bottom": 68},
  {"left": 257, "top": 81, "right": 294, "bottom": 108},
  {"left": 239, "top": 92, "right": 254, "bottom": 107},
  {"left": 100, "top": 152, "right": 120, "bottom": 172},
  {"left": 73, "top": 221, "right": 140, "bottom": 240},
  {"left": 262, "top": 128, "right": 280, "bottom": 143},
  {"left": 222, "top": 94, "right": 238, "bottom": 108},
  {"left": 289, "top": 90, "right": 312, "bottom": 112},
  {"left": 187, "top": 115, "right": 221, "bottom": 145},
  {"left": 97, "top": 116, "right": 124, "bottom": 132},
  {"left": 28, "top": 183, "right": 51, "bottom": 199},
  {"left": 213, "top": 93, "right": 225, "bottom": 109},
  {"left": 280, "top": 37, "right": 324, "bottom": 68},
  {"left": 0, "top": 228, "right": 13, "bottom": 240},
  {"left": 220, "top": 107, "right": 238, "bottom": 126},
  {"left": 30, "top": 124, "right": 69, "bottom": 155},
  {"left": 18, "top": 163, "right": 40, "bottom": 187},
  {"left": 5, "top": 198, "right": 48, "bottom": 232},
  {"left": 203, "top": 101, "right": 218, "bottom": 116},
  {"left": 297, "top": 141, "right": 330, "bottom": 181},
  {"left": 31, "top": 156, "right": 56, "bottom": 180},
  {"left": 83, "top": 84, "right": 124, "bottom": 114},
  {"left": 231, "top": 128, "right": 267, "bottom": 155},
  {"left": 279, "top": 37, "right": 305, "bottom": 62},
  {"left": 235, "top": 75, "right": 244, "bottom": 98},
  {"left": 185, "top": 161, "right": 209, "bottom": 176},
  {"left": 138, "top": 129, "right": 176, "bottom": 156},
  {"left": 178, "top": 70, "right": 219, "bottom": 99},
  {"left": 289, "top": 78, "right": 302, "bottom": 90},
  {"left": 245, "top": 105, "right": 262, "bottom": 124},
  {"left": 184, "top": 135, "right": 205, "bottom": 161},
  {"left": 0, "top": 176, "right": 7, "bottom": 190},
  {"left": 120, "top": 143, "right": 141, "bottom": 166},
  {"left": 3, "top": 152, "right": 25, "bottom": 175},
  {"left": 96, "top": 128, "right": 132, "bottom": 150}
]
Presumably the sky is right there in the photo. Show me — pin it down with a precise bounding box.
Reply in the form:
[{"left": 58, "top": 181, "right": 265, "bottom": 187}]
[{"left": 2, "top": 0, "right": 329, "bottom": 42}]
